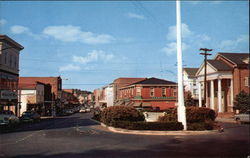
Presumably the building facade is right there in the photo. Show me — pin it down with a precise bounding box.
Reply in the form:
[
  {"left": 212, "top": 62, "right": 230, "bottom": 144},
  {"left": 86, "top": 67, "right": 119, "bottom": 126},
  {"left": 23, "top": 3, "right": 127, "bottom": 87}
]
[
  {"left": 119, "top": 77, "right": 177, "bottom": 110},
  {"left": 183, "top": 68, "right": 199, "bottom": 99},
  {"left": 196, "top": 52, "right": 249, "bottom": 113},
  {"left": 18, "top": 82, "right": 45, "bottom": 115},
  {"left": 0, "top": 35, "right": 24, "bottom": 116},
  {"left": 18, "top": 77, "right": 62, "bottom": 115},
  {"left": 113, "top": 77, "right": 146, "bottom": 102}
]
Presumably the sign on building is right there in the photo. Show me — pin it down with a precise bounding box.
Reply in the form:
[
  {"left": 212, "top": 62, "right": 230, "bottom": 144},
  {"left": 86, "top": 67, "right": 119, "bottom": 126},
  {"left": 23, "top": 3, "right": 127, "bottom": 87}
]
[{"left": 0, "top": 90, "right": 17, "bottom": 100}]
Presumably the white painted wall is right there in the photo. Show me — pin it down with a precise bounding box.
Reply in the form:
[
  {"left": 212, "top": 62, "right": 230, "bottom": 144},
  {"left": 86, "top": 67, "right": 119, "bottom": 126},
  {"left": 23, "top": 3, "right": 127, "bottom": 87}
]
[
  {"left": 183, "top": 71, "right": 198, "bottom": 98},
  {"left": 105, "top": 85, "right": 114, "bottom": 107},
  {"left": 19, "top": 90, "right": 36, "bottom": 115}
]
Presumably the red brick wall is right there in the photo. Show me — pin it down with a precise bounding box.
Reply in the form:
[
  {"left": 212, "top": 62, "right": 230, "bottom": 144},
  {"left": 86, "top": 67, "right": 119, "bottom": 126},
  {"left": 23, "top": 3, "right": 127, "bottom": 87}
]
[{"left": 233, "top": 68, "right": 249, "bottom": 96}]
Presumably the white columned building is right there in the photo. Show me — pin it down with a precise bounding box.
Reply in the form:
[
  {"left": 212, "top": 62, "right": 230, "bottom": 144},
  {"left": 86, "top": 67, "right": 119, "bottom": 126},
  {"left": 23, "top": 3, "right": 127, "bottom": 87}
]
[{"left": 196, "top": 59, "right": 233, "bottom": 113}]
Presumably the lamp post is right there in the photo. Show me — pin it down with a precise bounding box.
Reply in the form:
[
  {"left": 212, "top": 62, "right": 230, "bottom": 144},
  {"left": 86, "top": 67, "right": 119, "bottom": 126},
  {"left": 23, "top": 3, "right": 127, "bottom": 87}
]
[{"left": 176, "top": 0, "right": 187, "bottom": 130}]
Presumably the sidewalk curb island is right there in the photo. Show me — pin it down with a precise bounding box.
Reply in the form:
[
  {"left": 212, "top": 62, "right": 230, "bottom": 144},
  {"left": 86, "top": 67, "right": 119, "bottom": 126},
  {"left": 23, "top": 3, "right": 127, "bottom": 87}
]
[{"left": 90, "top": 119, "right": 219, "bottom": 135}]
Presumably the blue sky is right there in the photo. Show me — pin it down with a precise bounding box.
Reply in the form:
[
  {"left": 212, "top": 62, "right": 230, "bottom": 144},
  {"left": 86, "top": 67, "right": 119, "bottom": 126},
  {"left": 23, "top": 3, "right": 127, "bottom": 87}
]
[{"left": 0, "top": 1, "right": 249, "bottom": 91}]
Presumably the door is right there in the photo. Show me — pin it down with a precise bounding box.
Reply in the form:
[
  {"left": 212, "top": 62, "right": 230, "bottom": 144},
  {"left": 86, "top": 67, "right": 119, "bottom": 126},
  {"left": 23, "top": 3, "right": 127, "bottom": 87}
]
[{"left": 221, "top": 91, "right": 225, "bottom": 112}]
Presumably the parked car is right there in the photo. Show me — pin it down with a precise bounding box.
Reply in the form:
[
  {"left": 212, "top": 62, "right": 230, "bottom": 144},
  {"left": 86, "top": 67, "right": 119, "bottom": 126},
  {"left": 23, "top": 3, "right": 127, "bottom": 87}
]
[
  {"left": 235, "top": 110, "right": 250, "bottom": 124},
  {"left": 20, "top": 111, "right": 41, "bottom": 123},
  {"left": 79, "top": 108, "right": 86, "bottom": 113},
  {"left": 0, "top": 110, "right": 20, "bottom": 126},
  {"left": 85, "top": 108, "right": 91, "bottom": 112}
]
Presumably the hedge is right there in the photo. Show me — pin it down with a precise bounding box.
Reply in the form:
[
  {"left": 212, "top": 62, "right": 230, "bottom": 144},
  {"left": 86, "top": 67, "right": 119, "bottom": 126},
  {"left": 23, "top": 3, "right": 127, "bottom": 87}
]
[
  {"left": 187, "top": 121, "right": 214, "bottom": 131},
  {"left": 100, "top": 106, "right": 145, "bottom": 125},
  {"left": 111, "top": 121, "right": 184, "bottom": 131},
  {"left": 159, "top": 107, "right": 216, "bottom": 123}
]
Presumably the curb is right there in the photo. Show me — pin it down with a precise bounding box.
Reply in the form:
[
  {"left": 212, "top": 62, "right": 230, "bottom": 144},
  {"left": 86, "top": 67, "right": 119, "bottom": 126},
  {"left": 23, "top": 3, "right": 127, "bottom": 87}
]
[{"left": 90, "top": 119, "right": 219, "bottom": 135}]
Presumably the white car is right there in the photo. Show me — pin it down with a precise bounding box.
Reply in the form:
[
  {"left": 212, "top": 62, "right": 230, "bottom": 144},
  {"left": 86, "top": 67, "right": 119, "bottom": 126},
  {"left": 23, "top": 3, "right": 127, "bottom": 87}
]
[
  {"left": 235, "top": 110, "right": 250, "bottom": 124},
  {"left": 79, "top": 108, "right": 86, "bottom": 113},
  {"left": 0, "top": 110, "right": 20, "bottom": 125}
]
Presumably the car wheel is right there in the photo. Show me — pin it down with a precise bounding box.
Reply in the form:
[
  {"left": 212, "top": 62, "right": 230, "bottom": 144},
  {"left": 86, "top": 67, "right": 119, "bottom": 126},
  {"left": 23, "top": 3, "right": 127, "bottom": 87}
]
[{"left": 236, "top": 118, "right": 241, "bottom": 124}]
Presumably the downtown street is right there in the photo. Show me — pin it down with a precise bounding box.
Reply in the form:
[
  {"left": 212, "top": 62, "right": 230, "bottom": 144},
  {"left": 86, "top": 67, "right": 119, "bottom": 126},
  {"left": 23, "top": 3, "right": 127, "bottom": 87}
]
[{"left": 0, "top": 112, "right": 249, "bottom": 158}]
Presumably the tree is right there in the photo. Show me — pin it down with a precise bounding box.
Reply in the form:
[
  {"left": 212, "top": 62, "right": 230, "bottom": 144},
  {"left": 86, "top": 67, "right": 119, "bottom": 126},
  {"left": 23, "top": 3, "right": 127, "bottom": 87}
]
[
  {"left": 185, "top": 91, "right": 195, "bottom": 107},
  {"left": 234, "top": 90, "right": 250, "bottom": 113}
]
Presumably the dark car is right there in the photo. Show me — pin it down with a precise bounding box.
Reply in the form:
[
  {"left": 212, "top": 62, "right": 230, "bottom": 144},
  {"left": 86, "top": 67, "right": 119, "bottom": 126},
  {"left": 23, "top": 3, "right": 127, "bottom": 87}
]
[{"left": 20, "top": 111, "right": 41, "bottom": 123}]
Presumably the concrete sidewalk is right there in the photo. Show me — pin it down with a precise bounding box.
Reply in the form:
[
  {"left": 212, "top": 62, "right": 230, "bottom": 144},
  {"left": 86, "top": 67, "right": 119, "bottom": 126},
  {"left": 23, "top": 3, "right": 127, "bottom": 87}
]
[{"left": 216, "top": 117, "right": 236, "bottom": 123}]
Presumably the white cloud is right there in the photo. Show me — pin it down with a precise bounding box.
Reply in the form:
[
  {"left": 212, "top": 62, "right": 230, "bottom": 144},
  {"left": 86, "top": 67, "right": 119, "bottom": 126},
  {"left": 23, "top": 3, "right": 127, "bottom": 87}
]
[
  {"left": 0, "top": 19, "right": 7, "bottom": 26},
  {"left": 161, "top": 42, "right": 188, "bottom": 56},
  {"left": 43, "top": 25, "right": 115, "bottom": 44},
  {"left": 73, "top": 50, "right": 114, "bottom": 64},
  {"left": 127, "top": 13, "right": 145, "bottom": 20},
  {"left": 11, "top": 25, "right": 30, "bottom": 34},
  {"left": 218, "top": 35, "right": 249, "bottom": 51},
  {"left": 162, "top": 23, "right": 211, "bottom": 56},
  {"left": 10, "top": 25, "right": 41, "bottom": 39},
  {"left": 59, "top": 64, "right": 81, "bottom": 72},
  {"left": 166, "top": 23, "right": 193, "bottom": 41}
]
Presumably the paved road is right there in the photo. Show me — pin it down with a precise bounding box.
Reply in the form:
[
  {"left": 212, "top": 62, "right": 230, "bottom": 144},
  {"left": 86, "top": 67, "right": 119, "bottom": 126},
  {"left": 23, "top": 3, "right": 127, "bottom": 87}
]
[{"left": 0, "top": 112, "right": 249, "bottom": 158}]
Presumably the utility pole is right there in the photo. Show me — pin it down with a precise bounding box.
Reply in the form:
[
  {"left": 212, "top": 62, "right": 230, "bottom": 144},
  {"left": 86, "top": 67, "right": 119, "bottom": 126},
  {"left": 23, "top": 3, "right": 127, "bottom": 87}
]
[
  {"left": 176, "top": 0, "right": 187, "bottom": 130},
  {"left": 200, "top": 48, "right": 212, "bottom": 107}
]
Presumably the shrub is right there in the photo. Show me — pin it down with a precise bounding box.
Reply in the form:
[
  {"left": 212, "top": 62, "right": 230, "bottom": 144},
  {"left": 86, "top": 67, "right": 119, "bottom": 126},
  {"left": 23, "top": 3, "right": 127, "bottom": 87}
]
[
  {"left": 111, "top": 121, "right": 183, "bottom": 131},
  {"left": 100, "top": 106, "right": 145, "bottom": 125},
  {"left": 187, "top": 121, "right": 214, "bottom": 131},
  {"left": 158, "top": 107, "right": 216, "bottom": 123},
  {"left": 185, "top": 91, "right": 195, "bottom": 106},
  {"left": 186, "top": 107, "right": 216, "bottom": 123},
  {"left": 234, "top": 90, "right": 249, "bottom": 113},
  {"left": 158, "top": 113, "right": 177, "bottom": 122}
]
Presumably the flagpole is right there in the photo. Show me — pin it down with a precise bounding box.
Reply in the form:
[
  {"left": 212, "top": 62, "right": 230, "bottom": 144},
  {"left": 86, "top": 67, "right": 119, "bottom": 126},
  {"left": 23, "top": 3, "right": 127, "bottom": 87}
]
[{"left": 176, "top": 0, "right": 187, "bottom": 130}]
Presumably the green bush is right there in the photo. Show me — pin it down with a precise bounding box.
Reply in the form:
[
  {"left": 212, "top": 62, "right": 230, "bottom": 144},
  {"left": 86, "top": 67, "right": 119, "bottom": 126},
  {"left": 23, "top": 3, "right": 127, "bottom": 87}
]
[
  {"left": 111, "top": 121, "right": 183, "bottom": 131},
  {"left": 186, "top": 107, "right": 216, "bottom": 123},
  {"left": 234, "top": 90, "right": 250, "bottom": 113},
  {"left": 100, "top": 106, "right": 145, "bottom": 125},
  {"left": 158, "top": 113, "right": 177, "bottom": 122},
  {"left": 159, "top": 107, "right": 216, "bottom": 123},
  {"left": 187, "top": 121, "right": 214, "bottom": 131}
]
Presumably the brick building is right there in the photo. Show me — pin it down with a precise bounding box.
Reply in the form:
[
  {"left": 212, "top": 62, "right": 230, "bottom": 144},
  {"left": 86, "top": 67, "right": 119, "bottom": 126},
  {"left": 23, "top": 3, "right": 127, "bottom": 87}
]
[
  {"left": 0, "top": 35, "right": 23, "bottom": 116},
  {"left": 18, "top": 82, "right": 45, "bottom": 116},
  {"left": 196, "top": 52, "right": 249, "bottom": 113},
  {"left": 113, "top": 77, "right": 146, "bottom": 102},
  {"left": 18, "top": 77, "right": 62, "bottom": 115},
  {"left": 119, "top": 77, "right": 177, "bottom": 110}
]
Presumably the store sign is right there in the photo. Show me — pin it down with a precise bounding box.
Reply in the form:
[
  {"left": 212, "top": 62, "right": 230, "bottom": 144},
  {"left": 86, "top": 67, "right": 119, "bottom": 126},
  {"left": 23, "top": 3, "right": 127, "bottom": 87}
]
[{"left": 0, "top": 90, "right": 17, "bottom": 100}]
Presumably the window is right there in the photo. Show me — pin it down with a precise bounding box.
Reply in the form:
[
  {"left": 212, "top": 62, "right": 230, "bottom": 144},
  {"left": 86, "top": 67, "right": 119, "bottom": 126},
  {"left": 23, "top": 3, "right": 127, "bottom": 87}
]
[
  {"left": 4, "top": 53, "right": 7, "bottom": 64},
  {"left": 14, "top": 56, "right": 17, "bottom": 68},
  {"left": 9, "top": 55, "right": 12, "bottom": 67},
  {"left": 245, "top": 77, "right": 250, "bottom": 87},
  {"left": 136, "top": 87, "right": 141, "bottom": 96},
  {"left": 150, "top": 88, "right": 154, "bottom": 97},
  {"left": 173, "top": 88, "right": 177, "bottom": 96},
  {"left": 162, "top": 88, "right": 166, "bottom": 97}
]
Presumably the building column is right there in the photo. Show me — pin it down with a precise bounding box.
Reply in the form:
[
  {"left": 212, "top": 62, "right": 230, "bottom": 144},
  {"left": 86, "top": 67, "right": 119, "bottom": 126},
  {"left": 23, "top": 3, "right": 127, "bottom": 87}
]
[
  {"left": 198, "top": 81, "right": 202, "bottom": 107},
  {"left": 230, "top": 79, "right": 234, "bottom": 107},
  {"left": 218, "top": 79, "right": 222, "bottom": 113},
  {"left": 210, "top": 80, "right": 214, "bottom": 110}
]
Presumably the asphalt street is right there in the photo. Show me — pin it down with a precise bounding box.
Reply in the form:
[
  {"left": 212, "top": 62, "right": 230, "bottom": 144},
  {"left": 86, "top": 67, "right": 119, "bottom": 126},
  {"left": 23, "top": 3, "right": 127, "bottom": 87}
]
[{"left": 0, "top": 112, "right": 249, "bottom": 158}]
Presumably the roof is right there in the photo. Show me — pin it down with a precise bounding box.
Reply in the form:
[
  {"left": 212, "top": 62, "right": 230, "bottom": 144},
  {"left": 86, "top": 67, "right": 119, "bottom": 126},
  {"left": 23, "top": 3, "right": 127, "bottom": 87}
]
[
  {"left": 183, "top": 68, "right": 199, "bottom": 78},
  {"left": 132, "top": 77, "right": 176, "bottom": 85},
  {"left": 113, "top": 77, "right": 146, "bottom": 86},
  {"left": 207, "top": 60, "right": 233, "bottom": 71},
  {"left": 217, "top": 52, "right": 249, "bottom": 65},
  {"left": 18, "top": 81, "right": 44, "bottom": 90},
  {"left": 0, "top": 34, "right": 24, "bottom": 50}
]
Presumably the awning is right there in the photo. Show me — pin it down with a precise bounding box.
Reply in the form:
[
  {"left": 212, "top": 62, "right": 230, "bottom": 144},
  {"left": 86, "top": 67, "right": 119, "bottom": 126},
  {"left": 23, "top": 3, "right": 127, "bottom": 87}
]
[
  {"left": 132, "top": 102, "right": 142, "bottom": 107},
  {"left": 142, "top": 102, "right": 151, "bottom": 107}
]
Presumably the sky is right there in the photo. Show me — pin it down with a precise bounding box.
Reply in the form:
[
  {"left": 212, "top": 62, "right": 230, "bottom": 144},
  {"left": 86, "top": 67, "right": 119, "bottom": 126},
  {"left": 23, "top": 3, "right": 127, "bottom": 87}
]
[{"left": 0, "top": 0, "right": 249, "bottom": 91}]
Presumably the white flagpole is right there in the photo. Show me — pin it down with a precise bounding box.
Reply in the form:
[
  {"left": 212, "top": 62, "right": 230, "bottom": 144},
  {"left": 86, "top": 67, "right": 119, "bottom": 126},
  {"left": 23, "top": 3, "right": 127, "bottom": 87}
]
[{"left": 176, "top": 0, "right": 187, "bottom": 130}]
